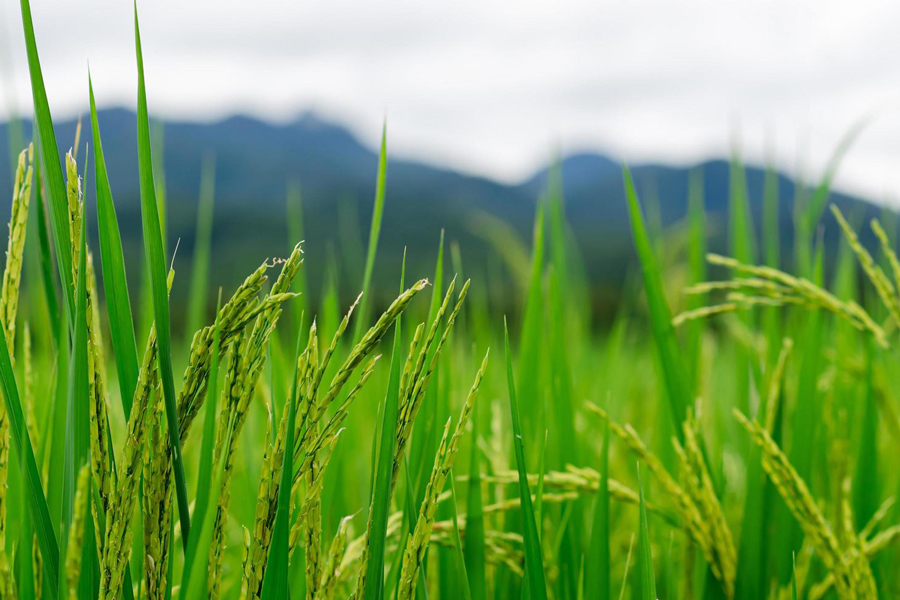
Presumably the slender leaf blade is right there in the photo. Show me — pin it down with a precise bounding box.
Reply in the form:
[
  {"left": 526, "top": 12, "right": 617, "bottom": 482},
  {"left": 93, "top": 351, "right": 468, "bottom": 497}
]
[
  {"left": 622, "top": 165, "right": 689, "bottom": 434},
  {"left": 504, "top": 317, "right": 547, "bottom": 600},
  {"left": 89, "top": 75, "right": 140, "bottom": 416},
  {"left": 134, "top": 3, "right": 191, "bottom": 547},
  {"left": 351, "top": 122, "right": 387, "bottom": 343}
]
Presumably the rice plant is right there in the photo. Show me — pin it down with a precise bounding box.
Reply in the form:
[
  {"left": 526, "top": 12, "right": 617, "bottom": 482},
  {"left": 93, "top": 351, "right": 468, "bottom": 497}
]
[{"left": 5, "top": 2, "right": 900, "bottom": 599}]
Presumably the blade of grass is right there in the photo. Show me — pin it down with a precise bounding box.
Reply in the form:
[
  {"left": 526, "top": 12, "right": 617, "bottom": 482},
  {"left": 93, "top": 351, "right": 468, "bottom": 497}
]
[
  {"left": 362, "top": 260, "right": 404, "bottom": 600},
  {"left": 518, "top": 203, "right": 545, "bottom": 440},
  {"left": 853, "top": 336, "right": 879, "bottom": 529},
  {"left": 791, "top": 554, "right": 798, "bottom": 600},
  {"left": 260, "top": 328, "right": 305, "bottom": 600},
  {"left": 185, "top": 152, "right": 216, "bottom": 340},
  {"left": 351, "top": 121, "right": 387, "bottom": 344},
  {"left": 19, "top": 0, "right": 75, "bottom": 324},
  {"left": 447, "top": 470, "right": 472, "bottom": 600},
  {"left": 636, "top": 467, "right": 656, "bottom": 600},
  {"left": 463, "top": 409, "right": 486, "bottom": 600},
  {"left": 286, "top": 180, "right": 307, "bottom": 330},
  {"left": 62, "top": 215, "right": 90, "bottom": 597},
  {"left": 182, "top": 289, "right": 222, "bottom": 592},
  {"left": 794, "top": 116, "right": 869, "bottom": 276},
  {"left": 622, "top": 165, "right": 689, "bottom": 435},
  {"left": 402, "top": 457, "right": 428, "bottom": 600},
  {"left": 134, "top": 2, "right": 191, "bottom": 548},
  {"left": 30, "top": 135, "right": 61, "bottom": 350},
  {"left": 181, "top": 428, "right": 232, "bottom": 600},
  {"left": 504, "top": 317, "right": 547, "bottom": 600},
  {"left": 0, "top": 270, "right": 59, "bottom": 599},
  {"left": 89, "top": 74, "right": 140, "bottom": 416},
  {"left": 584, "top": 418, "right": 609, "bottom": 599}
]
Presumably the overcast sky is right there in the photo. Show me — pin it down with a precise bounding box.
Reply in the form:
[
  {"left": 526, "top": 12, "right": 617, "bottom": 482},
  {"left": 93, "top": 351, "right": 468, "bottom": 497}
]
[{"left": 2, "top": 0, "right": 900, "bottom": 202}]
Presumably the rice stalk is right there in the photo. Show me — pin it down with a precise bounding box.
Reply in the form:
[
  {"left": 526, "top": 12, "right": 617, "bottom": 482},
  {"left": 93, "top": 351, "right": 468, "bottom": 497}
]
[
  {"left": 703, "top": 253, "right": 889, "bottom": 348},
  {"left": 396, "top": 350, "right": 487, "bottom": 600},
  {"left": 830, "top": 205, "right": 900, "bottom": 329},
  {"left": 734, "top": 409, "right": 878, "bottom": 599},
  {"left": 393, "top": 279, "right": 470, "bottom": 489},
  {"left": 99, "top": 326, "right": 160, "bottom": 600},
  {"left": 291, "top": 279, "right": 429, "bottom": 472},
  {"left": 65, "top": 464, "right": 91, "bottom": 600},
  {"left": 0, "top": 143, "right": 32, "bottom": 598},
  {"left": 206, "top": 247, "right": 304, "bottom": 599},
  {"left": 315, "top": 514, "right": 353, "bottom": 600},
  {"left": 143, "top": 388, "right": 172, "bottom": 600}
]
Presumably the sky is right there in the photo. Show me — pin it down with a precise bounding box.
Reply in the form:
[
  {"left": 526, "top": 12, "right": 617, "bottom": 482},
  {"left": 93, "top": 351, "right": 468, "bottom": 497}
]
[{"left": 2, "top": 0, "right": 900, "bottom": 202}]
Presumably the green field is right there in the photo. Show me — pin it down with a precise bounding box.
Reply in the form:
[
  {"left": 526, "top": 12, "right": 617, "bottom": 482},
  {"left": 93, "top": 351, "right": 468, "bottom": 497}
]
[{"left": 3, "top": 2, "right": 900, "bottom": 600}]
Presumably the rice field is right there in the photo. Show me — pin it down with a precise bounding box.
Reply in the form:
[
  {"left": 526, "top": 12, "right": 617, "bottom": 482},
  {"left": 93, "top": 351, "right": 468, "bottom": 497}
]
[{"left": 3, "top": 2, "right": 900, "bottom": 600}]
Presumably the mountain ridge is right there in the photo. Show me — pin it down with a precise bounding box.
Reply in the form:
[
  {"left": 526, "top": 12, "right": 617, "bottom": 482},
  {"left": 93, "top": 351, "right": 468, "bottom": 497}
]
[{"left": 0, "top": 109, "right": 887, "bottom": 319}]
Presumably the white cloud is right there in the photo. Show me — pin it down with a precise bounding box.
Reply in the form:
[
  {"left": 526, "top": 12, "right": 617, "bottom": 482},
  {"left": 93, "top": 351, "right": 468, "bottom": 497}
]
[{"left": 2, "top": 0, "right": 900, "bottom": 201}]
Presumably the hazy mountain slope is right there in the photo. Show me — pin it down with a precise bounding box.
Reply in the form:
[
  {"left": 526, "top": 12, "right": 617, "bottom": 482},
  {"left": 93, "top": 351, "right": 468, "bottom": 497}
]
[{"left": 0, "top": 110, "right": 885, "bottom": 319}]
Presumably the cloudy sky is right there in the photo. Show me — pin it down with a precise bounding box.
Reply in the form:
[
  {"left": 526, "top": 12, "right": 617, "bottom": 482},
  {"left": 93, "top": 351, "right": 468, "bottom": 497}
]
[{"left": 2, "top": 0, "right": 900, "bottom": 201}]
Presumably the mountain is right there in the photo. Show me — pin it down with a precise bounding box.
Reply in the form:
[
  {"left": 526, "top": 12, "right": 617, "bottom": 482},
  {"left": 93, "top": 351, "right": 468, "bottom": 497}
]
[{"left": 0, "top": 109, "right": 887, "bottom": 319}]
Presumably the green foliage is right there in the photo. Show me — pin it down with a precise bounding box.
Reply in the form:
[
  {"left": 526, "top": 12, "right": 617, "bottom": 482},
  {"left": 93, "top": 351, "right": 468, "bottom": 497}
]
[
  {"left": 504, "top": 318, "right": 547, "bottom": 600},
  {"left": 6, "top": 7, "right": 900, "bottom": 600},
  {"left": 134, "top": 3, "right": 191, "bottom": 548}
]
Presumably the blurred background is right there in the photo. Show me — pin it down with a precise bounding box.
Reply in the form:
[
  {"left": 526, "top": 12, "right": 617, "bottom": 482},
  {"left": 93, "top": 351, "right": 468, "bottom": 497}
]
[{"left": 2, "top": 0, "right": 900, "bottom": 325}]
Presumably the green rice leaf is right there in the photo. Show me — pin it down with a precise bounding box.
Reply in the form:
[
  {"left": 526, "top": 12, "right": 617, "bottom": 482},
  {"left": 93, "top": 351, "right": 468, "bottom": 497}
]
[
  {"left": 636, "top": 467, "right": 656, "bottom": 600},
  {"left": 185, "top": 152, "right": 216, "bottom": 340},
  {"left": 853, "top": 337, "right": 879, "bottom": 529},
  {"left": 286, "top": 181, "right": 307, "bottom": 331},
  {"left": 791, "top": 554, "right": 798, "bottom": 600},
  {"left": 0, "top": 264, "right": 59, "bottom": 600},
  {"left": 447, "top": 470, "right": 472, "bottom": 600},
  {"left": 685, "top": 167, "right": 706, "bottom": 389},
  {"left": 584, "top": 418, "right": 609, "bottom": 599},
  {"left": 89, "top": 74, "right": 140, "bottom": 416},
  {"left": 30, "top": 139, "right": 61, "bottom": 349},
  {"left": 134, "top": 2, "right": 191, "bottom": 547},
  {"left": 181, "top": 428, "right": 232, "bottom": 600},
  {"left": 182, "top": 289, "right": 223, "bottom": 592},
  {"left": 19, "top": 0, "right": 75, "bottom": 323},
  {"left": 794, "top": 117, "right": 869, "bottom": 275},
  {"left": 260, "top": 328, "right": 305, "bottom": 600},
  {"left": 463, "top": 408, "right": 486, "bottom": 600},
  {"left": 352, "top": 122, "right": 387, "bottom": 343},
  {"left": 62, "top": 215, "right": 90, "bottom": 597},
  {"left": 362, "top": 277, "right": 404, "bottom": 600},
  {"left": 503, "top": 317, "right": 547, "bottom": 600},
  {"left": 518, "top": 203, "right": 545, "bottom": 438},
  {"left": 622, "top": 165, "right": 689, "bottom": 434}
]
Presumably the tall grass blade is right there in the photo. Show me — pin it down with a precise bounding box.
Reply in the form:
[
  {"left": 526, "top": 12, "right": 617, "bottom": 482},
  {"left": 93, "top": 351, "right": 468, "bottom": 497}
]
[
  {"left": 622, "top": 165, "right": 689, "bottom": 433},
  {"left": 352, "top": 122, "right": 387, "bottom": 343},
  {"left": 794, "top": 117, "right": 869, "bottom": 275},
  {"left": 584, "top": 418, "right": 609, "bottom": 599},
  {"left": 0, "top": 268, "right": 58, "bottom": 599},
  {"left": 463, "top": 410, "right": 486, "bottom": 600},
  {"left": 504, "top": 317, "right": 547, "bottom": 600},
  {"left": 686, "top": 167, "right": 706, "bottom": 389},
  {"left": 286, "top": 181, "right": 307, "bottom": 329},
  {"left": 62, "top": 216, "right": 90, "bottom": 597},
  {"left": 185, "top": 152, "right": 216, "bottom": 340},
  {"left": 134, "top": 3, "right": 191, "bottom": 547},
  {"left": 636, "top": 468, "right": 656, "bottom": 600},
  {"left": 518, "top": 203, "right": 545, "bottom": 439},
  {"left": 19, "top": 0, "right": 75, "bottom": 323},
  {"left": 447, "top": 471, "right": 472, "bottom": 600},
  {"left": 361, "top": 259, "right": 404, "bottom": 600},
  {"left": 182, "top": 290, "right": 222, "bottom": 592},
  {"left": 31, "top": 139, "right": 61, "bottom": 349},
  {"left": 89, "top": 75, "right": 140, "bottom": 415},
  {"left": 260, "top": 330, "right": 304, "bottom": 600}
]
